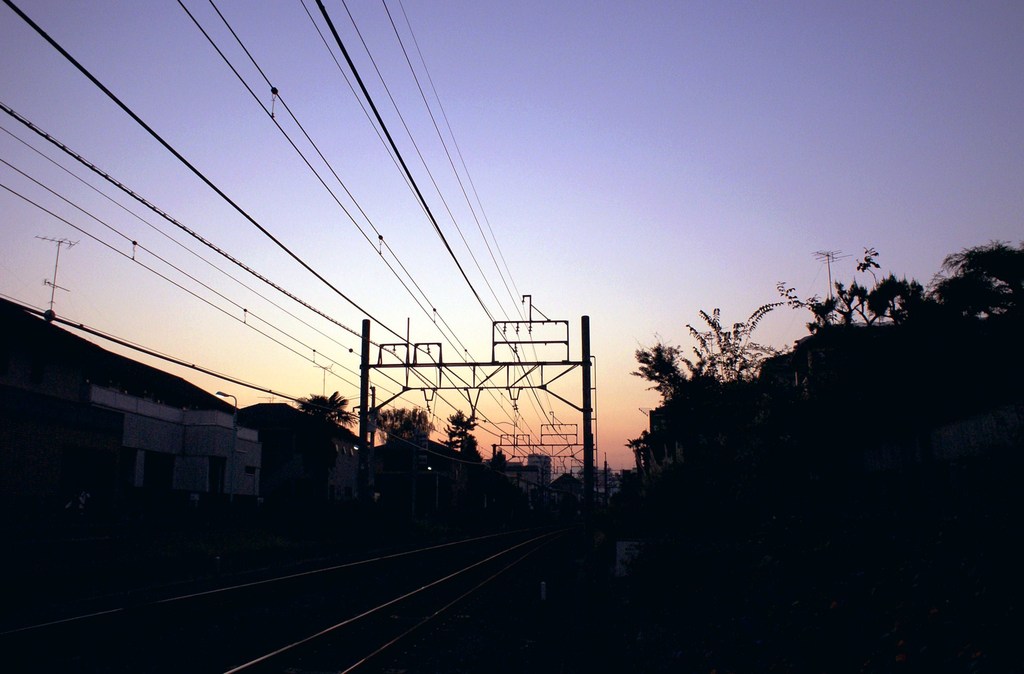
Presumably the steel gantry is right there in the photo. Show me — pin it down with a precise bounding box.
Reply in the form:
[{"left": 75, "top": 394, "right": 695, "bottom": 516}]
[
  {"left": 354, "top": 311, "right": 595, "bottom": 525},
  {"left": 493, "top": 422, "right": 581, "bottom": 474}
]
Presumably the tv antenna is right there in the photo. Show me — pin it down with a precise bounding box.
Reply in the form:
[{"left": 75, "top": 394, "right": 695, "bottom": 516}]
[
  {"left": 813, "top": 250, "right": 849, "bottom": 299},
  {"left": 36, "top": 236, "right": 77, "bottom": 318},
  {"left": 313, "top": 358, "right": 334, "bottom": 396}
]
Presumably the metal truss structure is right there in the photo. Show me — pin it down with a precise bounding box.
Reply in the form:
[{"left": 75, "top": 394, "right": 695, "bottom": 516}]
[
  {"left": 493, "top": 423, "right": 581, "bottom": 475},
  {"left": 354, "top": 306, "right": 595, "bottom": 523}
]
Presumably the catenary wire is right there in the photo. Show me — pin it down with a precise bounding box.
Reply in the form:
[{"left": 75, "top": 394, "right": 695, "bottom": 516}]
[
  {"left": 0, "top": 122, "right": 366, "bottom": 361},
  {"left": 187, "top": 0, "right": 479, "bottom": 366},
  {"left": 380, "top": 0, "right": 520, "bottom": 318},
  {"left": 0, "top": 174, "right": 367, "bottom": 396},
  {"left": 5, "top": 3, "right": 559, "bottom": 451},
  {"left": 0, "top": 102, "right": 372, "bottom": 346},
  {"left": 393, "top": 0, "right": 523, "bottom": 309},
  {"left": 185, "top": 2, "right": 524, "bottom": 438},
  {"left": 339, "top": 0, "right": 509, "bottom": 319},
  {"left": 3, "top": 0, "right": 407, "bottom": 343},
  {"left": 314, "top": 0, "right": 496, "bottom": 324},
  {"left": 380, "top": 0, "right": 558, "bottom": 426}
]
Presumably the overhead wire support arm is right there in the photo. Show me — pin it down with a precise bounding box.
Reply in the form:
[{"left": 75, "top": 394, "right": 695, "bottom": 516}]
[
  {"left": 359, "top": 313, "right": 596, "bottom": 531},
  {"left": 492, "top": 319, "right": 570, "bottom": 362}
]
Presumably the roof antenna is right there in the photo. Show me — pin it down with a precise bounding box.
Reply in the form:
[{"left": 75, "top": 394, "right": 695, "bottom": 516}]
[{"left": 36, "top": 236, "right": 77, "bottom": 321}]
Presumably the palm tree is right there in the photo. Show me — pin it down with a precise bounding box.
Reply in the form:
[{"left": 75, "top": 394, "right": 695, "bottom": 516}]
[{"left": 297, "top": 391, "right": 356, "bottom": 428}]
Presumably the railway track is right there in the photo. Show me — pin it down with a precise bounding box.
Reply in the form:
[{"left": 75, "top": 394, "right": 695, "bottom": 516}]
[{"left": 3, "top": 527, "right": 577, "bottom": 673}]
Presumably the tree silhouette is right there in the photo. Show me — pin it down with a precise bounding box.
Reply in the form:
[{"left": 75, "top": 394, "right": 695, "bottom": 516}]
[
  {"left": 297, "top": 391, "right": 356, "bottom": 428},
  {"left": 632, "top": 342, "right": 686, "bottom": 401},
  {"left": 779, "top": 248, "right": 929, "bottom": 330},
  {"left": 445, "top": 411, "right": 481, "bottom": 461},
  {"left": 377, "top": 407, "right": 432, "bottom": 442},
  {"left": 931, "top": 241, "right": 1024, "bottom": 319},
  {"left": 630, "top": 303, "right": 780, "bottom": 477},
  {"left": 685, "top": 305, "right": 780, "bottom": 383}
]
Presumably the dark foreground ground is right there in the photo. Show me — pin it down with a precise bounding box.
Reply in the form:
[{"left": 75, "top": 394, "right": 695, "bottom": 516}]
[
  {"left": 3, "top": 513, "right": 1020, "bottom": 673},
  {"left": 580, "top": 515, "right": 1021, "bottom": 674}
]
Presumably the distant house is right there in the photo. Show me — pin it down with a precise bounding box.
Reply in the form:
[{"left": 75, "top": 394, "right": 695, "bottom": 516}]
[
  {"left": 0, "top": 298, "right": 260, "bottom": 529},
  {"left": 503, "top": 460, "right": 540, "bottom": 493},
  {"left": 549, "top": 473, "right": 583, "bottom": 511},
  {"left": 526, "top": 453, "right": 552, "bottom": 487},
  {"left": 375, "top": 435, "right": 464, "bottom": 516},
  {"left": 238, "top": 402, "right": 358, "bottom": 506}
]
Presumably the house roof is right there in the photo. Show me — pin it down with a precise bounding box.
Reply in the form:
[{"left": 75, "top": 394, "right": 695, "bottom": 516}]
[
  {"left": 550, "top": 473, "right": 582, "bottom": 487},
  {"left": 1, "top": 297, "right": 229, "bottom": 411},
  {"left": 239, "top": 402, "right": 359, "bottom": 442}
]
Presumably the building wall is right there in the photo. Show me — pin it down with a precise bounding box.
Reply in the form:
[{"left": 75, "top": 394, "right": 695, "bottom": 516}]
[
  {"left": 328, "top": 437, "right": 359, "bottom": 501},
  {"left": 526, "top": 454, "right": 552, "bottom": 487},
  {"left": 91, "top": 385, "right": 261, "bottom": 498}
]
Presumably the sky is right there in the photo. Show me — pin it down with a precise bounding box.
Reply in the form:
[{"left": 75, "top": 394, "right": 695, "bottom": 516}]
[{"left": 1, "top": 0, "right": 1021, "bottom": 471}]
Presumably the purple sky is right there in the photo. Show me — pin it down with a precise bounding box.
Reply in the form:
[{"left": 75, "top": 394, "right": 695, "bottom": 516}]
[{"left": 2, "top": 1, "right": 1021, "bottom": 469}]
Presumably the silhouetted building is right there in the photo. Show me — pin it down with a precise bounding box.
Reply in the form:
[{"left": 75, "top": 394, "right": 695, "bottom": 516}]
[
  {"left": 0, "top": 298, "right": 260, "bottom": 530},
  {"left": 239, "top": 402, "right": 358, "bottom": 506},
  {"left": 375, "top": 435, "right": 463, "bottom": 516},
  {"left": 526, "top": 453, "right": 552, "bottom": 487},
  {"left": 549, "top": 472, "right": 582, "bottom": 511}
]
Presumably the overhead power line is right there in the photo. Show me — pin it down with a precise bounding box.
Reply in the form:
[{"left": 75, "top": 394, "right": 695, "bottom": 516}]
[
  {"left": 1, "top": 121, "right": 362, "bottom": 359},
  {"left": 310, "top": 0, "right": 545, "bottom": 436},
  {"left": 8, "top": 295, "right": 310, "bottom": 405},
  {"left": 0, "top": 102, "right": 368, "bottom": 345},
  {"left": 314, "top": 0, "right": 496, "bottom": 323},
  {"left": 0, "top": 173, "right": 366, "bottom": 397},
  {"left": 4, "top": 0, "right": 406, "bottom": 343},
  {"left": 394, "top": 0, "right": 523, "bottom": 309},
  {"left": 382, "top": 0, "right": 522, "bottom": 318},
  {"left": 176, "top": 3, "right": 510, "bottom": 434},
  {"left": 180, "top": 0, "right": 473, "bottom": 361},
  {"left": 179, "top": 2, "right": 528, "bottom": 438}
]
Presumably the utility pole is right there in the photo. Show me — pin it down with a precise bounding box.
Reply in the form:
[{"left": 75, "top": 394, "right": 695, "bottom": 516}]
[
  {"left": 581, "top": 315, "right": 594, "bottom": 539},
  {"left": 36, "top": 236, "right": 77, "bottom": 319},
  {"left": 603, "top": 458, "right": 610, "bottom": 508},
  {"left": 358, "top": 319, "right": 372, "bottom": 504}
]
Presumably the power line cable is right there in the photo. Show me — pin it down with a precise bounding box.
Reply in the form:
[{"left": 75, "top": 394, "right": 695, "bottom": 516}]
[
  {"left": 0, "top": 122, "right": 365, "bottom": 361},
  {"left": 0, "top": 102, "right": 372, "bottom": 345},
  {"left": 3, "top": 0, "right": 405, "bottom": 343},
  {"left": 5, "top": 2, "right": 540, "bottom": 448},
  {"left": 385, "top": 0, "right": 563, "bottom": 428},
  {"left": 291, "top": 3, "right": 531, "bottom": 436},
  {"left": 374, "top": 2, "right": 559, "bottom": 425},
  {"left": 339, "top": 0, "right": 509, "bottom": 319},
  {"left": 381, "top": 0, "right": 521, "bottom": 318},
  {"left": 7, "top": 295, "right": 315, "bottom": 406},
  {"left": 314, "top": 0, "right": 495, "bottom": 323},
  {"left": 393, "top": 0, "right": 523, "bottom": 311},
  {"left": 180, "top": 3, "right": 507, "bottom": 433},
  {"left": 0, "top": 172, "right": 368, "bottom": 396},
  {"left": 184, "top": 2, "right": 527, "bottom": 438},
  {"left": 309, "top": 2, "right": 544, "bottom": 435},
  {"left": 186, "top": 0, "right": 478, "bottom": 363}
]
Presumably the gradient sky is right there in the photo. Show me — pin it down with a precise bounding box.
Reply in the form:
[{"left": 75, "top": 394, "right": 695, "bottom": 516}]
[{"left": 2, "top": 1, "right": 1021, "bottom": 470}]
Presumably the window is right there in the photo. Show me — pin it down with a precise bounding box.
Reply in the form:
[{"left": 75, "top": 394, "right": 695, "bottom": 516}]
[{"left": 209, "top": 456, "right": 226, "bottom": 494}]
